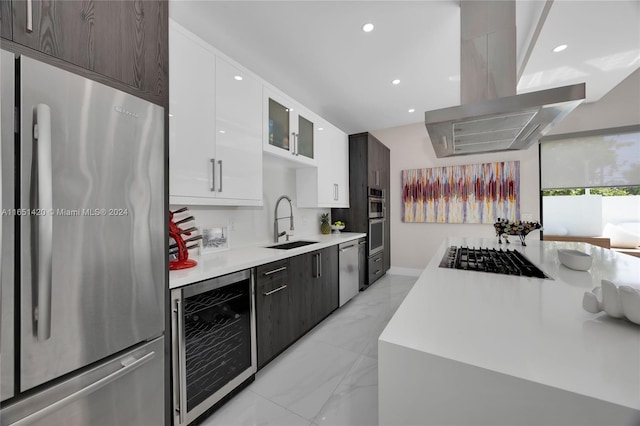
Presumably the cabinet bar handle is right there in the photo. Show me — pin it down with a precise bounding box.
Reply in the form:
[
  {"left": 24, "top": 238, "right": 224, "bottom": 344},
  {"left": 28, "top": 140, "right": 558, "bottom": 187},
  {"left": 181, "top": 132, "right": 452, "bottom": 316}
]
[
  {"left": 210, "top": 159, "right": 216, "bottom": 192},
  {"left": 318, "top": 253, "right": 322, "bottom": 278},
  {"left": 26, "top": 0, "right": 33, "bottom": 32},
  {"left": 359, "top": 241, "right": 367, "bottom": 245},
  {"left": 218, "top": 160, "right": 223, "bottom": 192},
  {"left": 263, "top": 285, "right": 287, "bottom": 296},
  {"left": 375, "top": 258, "right": 382, "bottom": 263},
  {"left": 375, "top": 270, "right": 382, "bottom": 275},
  {"left": 263, "top": 266, "right": 287, "bottom": 276}
]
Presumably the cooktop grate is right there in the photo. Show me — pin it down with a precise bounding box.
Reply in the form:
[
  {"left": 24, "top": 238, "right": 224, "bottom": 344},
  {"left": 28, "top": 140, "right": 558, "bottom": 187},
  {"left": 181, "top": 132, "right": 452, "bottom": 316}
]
[{"left": 439, "top": 246, "right": 550, "bottom": 279}]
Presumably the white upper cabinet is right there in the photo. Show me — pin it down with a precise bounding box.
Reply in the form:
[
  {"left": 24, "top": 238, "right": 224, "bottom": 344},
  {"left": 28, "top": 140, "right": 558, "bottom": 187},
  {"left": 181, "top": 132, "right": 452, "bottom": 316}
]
[
  {"left": 264, "top": 89, "right": 317, "bottom": 167},
  {"left": 169, "top": 21, "right": 263, "bottom": 206},
  {"left": 215, "top": 58, "right": 263, "bottom": 202},
  {"left": 296, "top": 121, "right": 349, "bottom": 208},
  {"left": 169, "top": 23, "right": 216, "bottom": 201}
]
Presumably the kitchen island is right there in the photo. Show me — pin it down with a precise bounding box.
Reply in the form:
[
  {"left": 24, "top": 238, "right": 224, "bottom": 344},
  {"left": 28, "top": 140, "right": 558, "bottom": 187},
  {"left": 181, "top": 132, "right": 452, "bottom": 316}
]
[{"left": 379, "top": 237, "right": 640, "bottom": 426}]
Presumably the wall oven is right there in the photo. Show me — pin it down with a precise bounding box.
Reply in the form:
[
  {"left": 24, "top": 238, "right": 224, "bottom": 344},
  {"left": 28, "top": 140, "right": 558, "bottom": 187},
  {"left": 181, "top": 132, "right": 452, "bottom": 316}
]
[
  {"left": 368, "top": 188, "right": 385, "bottom": 219},
  {"left": 369, "top": 218, "right": 384, "bottom": 256},
  {"left": 172, "top": 269, "right": 256, "bottom": 426}
]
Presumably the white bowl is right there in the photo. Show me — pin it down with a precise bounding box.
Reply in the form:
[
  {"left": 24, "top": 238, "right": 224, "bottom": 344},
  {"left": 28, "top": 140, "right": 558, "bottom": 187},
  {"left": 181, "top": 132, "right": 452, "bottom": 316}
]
[
  {"left": 558, "top": 249, "right": 593, "bottom": 271},
  {"left": 331, "top": 224, "right": 345, "bottom": 232}
]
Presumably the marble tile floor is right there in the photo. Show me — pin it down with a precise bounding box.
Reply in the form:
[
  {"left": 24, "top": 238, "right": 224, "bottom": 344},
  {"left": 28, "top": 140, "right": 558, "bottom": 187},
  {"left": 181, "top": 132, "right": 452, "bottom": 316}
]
[{"left": 200, "top": 273, "right": 418, "bottom": 426}]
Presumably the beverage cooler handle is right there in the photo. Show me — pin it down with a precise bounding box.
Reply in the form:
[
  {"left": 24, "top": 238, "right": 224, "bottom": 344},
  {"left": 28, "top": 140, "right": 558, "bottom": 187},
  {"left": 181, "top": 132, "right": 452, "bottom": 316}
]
[
  {"left": 33, "top": 104, "right": 53, "bottom": 341},
  {"left": 172, "top": 298, "right": 187, "bottom": 426},
  {"left": 11, "top": 351, "right": 156, "bottom": 426}
]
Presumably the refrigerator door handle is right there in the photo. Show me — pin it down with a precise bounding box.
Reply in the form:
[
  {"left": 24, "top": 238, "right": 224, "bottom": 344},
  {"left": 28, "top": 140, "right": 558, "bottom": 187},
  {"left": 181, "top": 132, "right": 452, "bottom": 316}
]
[
  {"left": 10, "top": 351, "right": 156, "bottom": 426},
  {"left": 33, "top": 104, "right": 53, "bottom": 341}
]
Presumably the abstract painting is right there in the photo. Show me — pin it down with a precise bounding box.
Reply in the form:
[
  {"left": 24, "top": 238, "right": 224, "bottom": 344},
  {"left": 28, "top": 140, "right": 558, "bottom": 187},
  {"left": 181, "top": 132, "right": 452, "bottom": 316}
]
[{"left": 401, "top": 161, "right": 520, "bottom": 223}]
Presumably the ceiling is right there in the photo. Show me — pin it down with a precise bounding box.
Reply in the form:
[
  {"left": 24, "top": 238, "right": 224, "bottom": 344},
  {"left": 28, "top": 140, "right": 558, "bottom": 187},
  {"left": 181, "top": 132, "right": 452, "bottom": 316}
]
[{"left": 170, "top": 0, "right": 640, "bottom": 135}]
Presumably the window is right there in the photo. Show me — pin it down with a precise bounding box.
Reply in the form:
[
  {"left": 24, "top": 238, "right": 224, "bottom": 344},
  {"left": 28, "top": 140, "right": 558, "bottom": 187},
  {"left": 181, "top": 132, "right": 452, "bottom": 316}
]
[{"left": 540, "top": 126, "right": 640, "bottom": 248}]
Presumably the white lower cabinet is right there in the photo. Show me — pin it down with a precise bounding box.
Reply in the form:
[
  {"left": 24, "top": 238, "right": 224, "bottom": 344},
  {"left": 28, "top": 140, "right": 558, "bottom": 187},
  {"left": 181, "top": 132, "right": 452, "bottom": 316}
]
[
  {"left": 169, "top": 21, "right": 262, "bottom": 206},
  {"left": 296, "top": 122, "right": 349, "bottom": 208}
]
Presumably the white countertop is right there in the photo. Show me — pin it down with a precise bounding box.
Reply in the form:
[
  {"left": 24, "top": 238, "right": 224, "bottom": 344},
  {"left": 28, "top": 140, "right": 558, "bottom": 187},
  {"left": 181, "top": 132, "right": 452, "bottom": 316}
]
[
  {"left": 169, "top": 232, "right": 366, "bottom": 289},
  {"left": 380, "top": 237, "right": 640, "bottom": 410}
]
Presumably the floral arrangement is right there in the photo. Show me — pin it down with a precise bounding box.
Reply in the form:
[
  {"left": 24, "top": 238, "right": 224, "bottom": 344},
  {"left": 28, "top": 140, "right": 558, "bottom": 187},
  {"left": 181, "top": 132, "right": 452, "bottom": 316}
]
[{"left": 493, "top": 218, "right": 542, "bottom": 246}]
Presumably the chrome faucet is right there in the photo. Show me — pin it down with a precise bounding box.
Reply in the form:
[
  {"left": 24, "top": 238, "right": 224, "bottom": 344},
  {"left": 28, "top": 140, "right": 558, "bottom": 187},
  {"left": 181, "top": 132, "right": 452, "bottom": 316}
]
[{"left": 274, "top": 195, "right": 294, "bottom": 243}]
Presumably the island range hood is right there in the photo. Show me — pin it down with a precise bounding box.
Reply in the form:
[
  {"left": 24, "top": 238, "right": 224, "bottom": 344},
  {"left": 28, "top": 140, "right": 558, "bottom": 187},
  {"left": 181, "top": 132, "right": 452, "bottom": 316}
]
[{"left": 425, "top": 0, "right": 585, "bottom": 158}]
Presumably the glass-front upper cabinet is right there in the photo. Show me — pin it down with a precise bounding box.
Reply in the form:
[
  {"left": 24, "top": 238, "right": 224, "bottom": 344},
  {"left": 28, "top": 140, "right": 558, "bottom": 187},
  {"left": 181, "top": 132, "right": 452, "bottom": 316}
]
[{"left": 264, "top": 89, "right": 316, "bottom": 166}]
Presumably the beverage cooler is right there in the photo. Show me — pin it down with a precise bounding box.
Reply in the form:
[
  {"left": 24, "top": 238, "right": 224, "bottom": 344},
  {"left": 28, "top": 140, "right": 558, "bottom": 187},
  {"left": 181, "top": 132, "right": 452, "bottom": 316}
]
[{"left": 171, "top": 269, "right": 257, "bottom": 426}]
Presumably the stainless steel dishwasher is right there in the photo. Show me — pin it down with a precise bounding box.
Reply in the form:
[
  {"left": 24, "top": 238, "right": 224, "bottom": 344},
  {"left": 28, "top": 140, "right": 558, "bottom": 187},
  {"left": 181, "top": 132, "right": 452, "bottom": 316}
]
[{"left": 339, "top": 241, "right": 359, "bottom": 306}]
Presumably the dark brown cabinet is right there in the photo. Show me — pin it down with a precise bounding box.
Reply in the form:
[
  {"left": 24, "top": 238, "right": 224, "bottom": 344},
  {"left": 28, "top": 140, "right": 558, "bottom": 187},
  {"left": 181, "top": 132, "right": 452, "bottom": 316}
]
[
  {"left": 255, "top": 246, "right": 339, "bottom": 369},
  {"left": 368, "top": 251, "right": 384, "bottom": 284},
  {"left": 289, "top": 246, "right": 339, "bottom": 335},
  {"left": 0, "top": 1, "right": 12, "bottom": 40},
  {"left": 3, "top": 0, "right": 167, "bottom": 107},
  {"left": 255, "top": 260, "right": 293, "bottom": 368},
  {"left": 310, "top": 246, "right": 338, "bottom": 327},
  {"left": 332, "top": 133, "right": 390, "bottom": 285}
]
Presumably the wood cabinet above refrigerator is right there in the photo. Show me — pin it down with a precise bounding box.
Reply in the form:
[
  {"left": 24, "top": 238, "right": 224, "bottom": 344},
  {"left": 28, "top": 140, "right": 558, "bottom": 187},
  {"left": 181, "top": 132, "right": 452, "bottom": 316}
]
[{"left": 3, "top": 0, "right": 168, "bottom": 107}]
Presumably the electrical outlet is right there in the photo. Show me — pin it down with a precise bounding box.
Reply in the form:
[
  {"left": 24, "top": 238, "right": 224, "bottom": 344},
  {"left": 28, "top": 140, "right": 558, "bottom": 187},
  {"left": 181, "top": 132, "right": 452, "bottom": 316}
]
[{"left": 229, "top": 220, "right": 236, "bottom": 231}]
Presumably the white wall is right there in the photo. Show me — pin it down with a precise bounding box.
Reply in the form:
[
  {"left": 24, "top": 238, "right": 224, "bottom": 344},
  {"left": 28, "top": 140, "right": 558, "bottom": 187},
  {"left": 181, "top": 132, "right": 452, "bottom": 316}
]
[
  {"left": 371, "top": 123, "right": 541, "bottom": 270},
  {"left": 170, "top": 158, "right": 329, "bottom": 251},
  {"left": 542, "top": 195, "right": 603, "bottom": 236},
  {"left": 548, "top": 69, "right": 640, "bottom": 135}
]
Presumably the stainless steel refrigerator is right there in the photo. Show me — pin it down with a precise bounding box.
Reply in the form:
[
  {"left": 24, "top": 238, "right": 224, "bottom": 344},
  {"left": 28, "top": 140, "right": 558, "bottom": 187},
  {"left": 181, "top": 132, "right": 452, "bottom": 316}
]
[{"left": 1, "top": 50, "right": 166, "bottom": 425}]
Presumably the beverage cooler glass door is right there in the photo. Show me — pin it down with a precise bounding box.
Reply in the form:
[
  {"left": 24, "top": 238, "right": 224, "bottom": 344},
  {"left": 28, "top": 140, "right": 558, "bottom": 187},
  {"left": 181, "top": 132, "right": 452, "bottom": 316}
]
[
  {"left": 172, "top": 269, "right": 257, "bottom": 426},
  {"left": 18, "top": 55, "right": 165, "bottom": 392}
]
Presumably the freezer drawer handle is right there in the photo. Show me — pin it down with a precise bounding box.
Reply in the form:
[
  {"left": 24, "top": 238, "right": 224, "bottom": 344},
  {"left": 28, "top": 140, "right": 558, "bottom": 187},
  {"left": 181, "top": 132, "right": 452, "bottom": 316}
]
[
  {"left": 339, "top": 245, "right": 355, "bottom": 252},
  {"left": 10, "top": 351, "right": 156, "bottom": 426},
  {"left": 33, "top": 104, "right": 53, "bottom": 341}
]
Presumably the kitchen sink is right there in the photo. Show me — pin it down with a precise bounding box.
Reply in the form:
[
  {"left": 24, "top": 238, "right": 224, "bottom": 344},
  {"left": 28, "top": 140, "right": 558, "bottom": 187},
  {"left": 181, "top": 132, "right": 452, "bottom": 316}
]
[{"left": 266, "top": 240, "right": 318, "bottom": 250}]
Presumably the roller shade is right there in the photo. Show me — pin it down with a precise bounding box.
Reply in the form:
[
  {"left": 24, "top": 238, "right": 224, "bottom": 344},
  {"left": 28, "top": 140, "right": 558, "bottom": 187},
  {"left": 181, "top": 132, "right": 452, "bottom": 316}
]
[{"left": 541, "top": 127, "right": 640, "bottom": 189}]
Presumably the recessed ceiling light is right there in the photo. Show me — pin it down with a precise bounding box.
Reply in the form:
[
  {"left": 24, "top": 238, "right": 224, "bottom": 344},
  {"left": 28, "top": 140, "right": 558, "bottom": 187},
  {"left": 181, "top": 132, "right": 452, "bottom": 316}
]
[
  {"left": 392, "top": 79, "right": 400, "bottom": 85},
  {"left": 234, "top": 75, "right": 243, "bottom": 81},
  {"left": 362, "top": 23, "right": 374, "bottom": 33},
  {"left": 318, "top": 127, "right": 324, "bottom": 131},
  {"left": 553, "top": 44, "right": 568, "bottom": 53},
  {"left": 408, "top": 108, "right": 415, "bottom": 113},
  {"left": 219, "top": 130, "right": 226, "bottom": 134}
]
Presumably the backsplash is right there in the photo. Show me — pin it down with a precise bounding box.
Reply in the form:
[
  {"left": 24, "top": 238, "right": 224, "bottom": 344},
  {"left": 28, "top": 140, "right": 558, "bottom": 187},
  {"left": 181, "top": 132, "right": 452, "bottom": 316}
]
[{"left": 170, "top": 160, "right": 330, "bottom": 250}]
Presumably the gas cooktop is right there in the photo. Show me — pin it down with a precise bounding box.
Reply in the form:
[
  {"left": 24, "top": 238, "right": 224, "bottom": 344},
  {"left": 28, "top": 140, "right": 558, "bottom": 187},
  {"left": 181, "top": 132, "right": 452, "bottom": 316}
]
[{"left": 439, "top": 246, "right": 550, "bottom": 279}]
